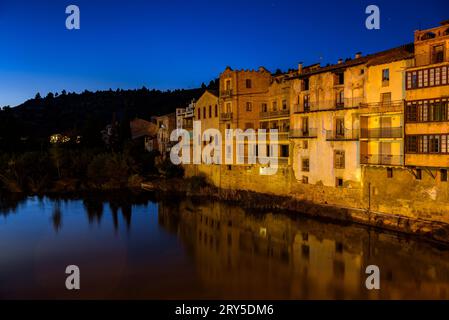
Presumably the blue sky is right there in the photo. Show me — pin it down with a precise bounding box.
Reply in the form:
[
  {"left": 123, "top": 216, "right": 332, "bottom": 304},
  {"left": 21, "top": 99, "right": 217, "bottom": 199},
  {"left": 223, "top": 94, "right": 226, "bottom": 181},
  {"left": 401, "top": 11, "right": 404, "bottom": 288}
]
[{"left": 0, "top": 0, "right": 447, "bottom": 107}]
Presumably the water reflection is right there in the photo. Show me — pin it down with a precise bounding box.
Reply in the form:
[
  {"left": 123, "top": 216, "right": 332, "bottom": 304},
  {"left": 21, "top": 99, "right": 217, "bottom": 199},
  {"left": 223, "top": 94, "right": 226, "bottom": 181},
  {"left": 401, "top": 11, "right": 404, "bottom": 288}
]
[{"left": 1, "top": 193, "right": 449, "bottom": 299}]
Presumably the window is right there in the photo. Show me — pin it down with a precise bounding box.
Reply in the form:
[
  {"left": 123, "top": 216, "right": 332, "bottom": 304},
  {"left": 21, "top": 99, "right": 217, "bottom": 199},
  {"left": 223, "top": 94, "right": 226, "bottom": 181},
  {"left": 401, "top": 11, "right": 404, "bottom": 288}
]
[
  {"left": 302, "top": 117, "right": 309, "bottom": 134},
  {"left": 416, "top": 169, "right": 422, "bottom": 180},
  {"left": 197, "top": 108, "right": 201, "bottom": 119},
  {"left": 335, "top": 73, "right": 344, "bottom": 85},
  {"left": 302, "top": 78, "right": 309, "bottom": 91},
  {"left": 246, "top": 102, "right": 252, "bottom": 112},
  {"left": 382, "top": 68, "right": 390, "bottom": 86},
  {"left": 381, "top": 92, "right": 392, "bottom": 106},
  {"left": 432, "top": 45, "right": 444, "bottom": 64},
  {"left": 430, "top": 135, "right": 440, "bottom": 153},
  {"left": 334, "top": 150, "right": 345, "bottom": 169},
  {"left": 272, "top": 101, "right": 277, "bottom": 111},
  {"left": 406, "top": 66, "right": 449, "bottom": 89},
  {"left": 302, "top": 158, "right": 309, "bottom": 172},
  {"left": 281, "top": 145, "right": 289, "bottom": 158},
  {"left": 203, "top": 107, "right": 206, "bottom": 119},
  {"left": 246, "top": 79, "right": 252, "bottom": 88},
  {"left": 302, "top": 176, "right": 309, "bottom": 184},
  {"left": 303, "top": 140, "right": 308, "bottom": 149},
  {"left": 209, "top": 105, "right": 212, "bottom": 118},
  {"left": 406, "top": 136, "right": 418, "bottom": 153},
  {"left": 387, "top": 168, "right": 393, "bottom": 178},
  {"left": 336, "top": 91, "right": 344, "bottom": 108},
  {"left": 225, "top": 102, "right": 232, "bottom": 113},
  {"left": 336, "top": 177, "right": 344, "bottom": 187},
  {"left": 335, "top": 118, "right": 345, "bottom": 137},
  {"left": 282, "top": 100, "right": 288, "bottom": 110},
  {"left": 303, "top": 95, "right": 310, "bottom": 112},
  {"left": 225, "top": 79, "right": 231, "bottom": 90},
  {"left": 215, "top": 105, "right": 218, "bottom": 117},
  {"left": 261, "top": 103, "right": 268, "bottom": 112},
  {"left": 441, "top": 169, "right": 448, "bottom": 182}
]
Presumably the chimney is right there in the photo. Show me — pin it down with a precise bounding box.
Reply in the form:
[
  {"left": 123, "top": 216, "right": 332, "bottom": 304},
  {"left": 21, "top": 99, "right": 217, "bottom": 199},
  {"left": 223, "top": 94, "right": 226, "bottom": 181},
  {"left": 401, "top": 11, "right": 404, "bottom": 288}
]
[
  {"left": 355, "top": 52, "right": 362, "bottom": 59},
  {"left": 338, "top": 58, "right": 343, "bottom": 64},
  {"left": 298, "top": 62, "right": 303, "bottom": 74}
]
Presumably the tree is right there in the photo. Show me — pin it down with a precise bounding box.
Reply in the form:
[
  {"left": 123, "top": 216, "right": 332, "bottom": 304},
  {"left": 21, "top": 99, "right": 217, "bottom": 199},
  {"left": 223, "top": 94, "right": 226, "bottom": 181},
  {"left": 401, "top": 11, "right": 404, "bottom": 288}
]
[
  {"left": 46, "top": 92, "right": 54, "bottom": 99},
  {"left": 201, "top": 82, "right": 207, "bottom": 89},
  {"left": 35, "top": 92, "right": 42, "bottom": 100}
]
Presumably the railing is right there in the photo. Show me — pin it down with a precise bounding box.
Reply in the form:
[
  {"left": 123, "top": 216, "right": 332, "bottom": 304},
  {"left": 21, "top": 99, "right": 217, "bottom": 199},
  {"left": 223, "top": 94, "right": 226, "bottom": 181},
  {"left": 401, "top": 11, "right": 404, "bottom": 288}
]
[
  {"left": 294, "top": 97, "right": 364, "bottom": 113},
  {"left": 259, "top": 109, "right": 290, "bottom": 119},
  {"left": 360, "top": 127, "right": 403, "bottom": 139},
  {"left": 326, "top": 129, "right": 359, "bottom": 141},
  {"left": 220, "top": 89, "right": 233, "bottom": 97},
  {"left": 289, "top": 128, "right": 318, "bottom": 138},
  {"left": 359, "top": 100, "right": 404, "bottom": 113},
  {"left": 220, "top": 112, "right": 233, "bottom": 121},
  {"left": 361, "top": 154, "right": 404, "bottom": 166},
  {"left": 414, "top": 52, "right": 448, "bottom": 67}
]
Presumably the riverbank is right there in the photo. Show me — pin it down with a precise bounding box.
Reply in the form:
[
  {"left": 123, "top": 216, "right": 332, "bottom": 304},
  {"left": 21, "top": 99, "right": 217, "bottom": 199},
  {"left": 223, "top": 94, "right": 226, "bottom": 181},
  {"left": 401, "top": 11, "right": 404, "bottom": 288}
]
[{"left": 141, "top": 176, "right": 449, "bottom": 245}]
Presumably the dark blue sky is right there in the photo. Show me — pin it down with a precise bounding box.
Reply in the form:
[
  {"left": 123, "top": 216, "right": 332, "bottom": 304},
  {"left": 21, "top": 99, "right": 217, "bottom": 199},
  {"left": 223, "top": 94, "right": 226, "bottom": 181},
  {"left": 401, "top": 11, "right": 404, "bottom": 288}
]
[{"left": 0, "top": 0, "right": 447, "bottom": 107}]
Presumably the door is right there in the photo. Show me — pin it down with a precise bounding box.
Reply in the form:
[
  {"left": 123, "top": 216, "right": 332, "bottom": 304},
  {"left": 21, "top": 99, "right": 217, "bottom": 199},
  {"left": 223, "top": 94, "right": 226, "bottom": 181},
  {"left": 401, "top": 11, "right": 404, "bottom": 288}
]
[{"left": 380, "top": 142, "right": 392, "bottom": 165}]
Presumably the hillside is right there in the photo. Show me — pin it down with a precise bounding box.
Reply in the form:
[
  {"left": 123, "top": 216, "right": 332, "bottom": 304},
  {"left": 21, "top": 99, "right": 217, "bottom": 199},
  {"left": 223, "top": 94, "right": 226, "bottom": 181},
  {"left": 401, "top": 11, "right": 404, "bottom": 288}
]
[{"left": 0, "top": 85, "right": 214, "bottom": 151}]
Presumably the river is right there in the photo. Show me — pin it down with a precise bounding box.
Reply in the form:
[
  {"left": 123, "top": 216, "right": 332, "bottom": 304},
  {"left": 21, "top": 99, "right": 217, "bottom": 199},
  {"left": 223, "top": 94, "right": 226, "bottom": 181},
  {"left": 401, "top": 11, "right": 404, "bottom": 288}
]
[{"left": 1, "top": 193, "right": 449, "bottom": 299}]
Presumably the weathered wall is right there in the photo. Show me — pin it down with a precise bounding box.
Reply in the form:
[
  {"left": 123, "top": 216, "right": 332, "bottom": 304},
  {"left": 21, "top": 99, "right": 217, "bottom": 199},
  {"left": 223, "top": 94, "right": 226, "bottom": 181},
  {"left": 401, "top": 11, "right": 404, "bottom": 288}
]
[{"left": 184, "top": 163, "right": 449, "bottom": 227}]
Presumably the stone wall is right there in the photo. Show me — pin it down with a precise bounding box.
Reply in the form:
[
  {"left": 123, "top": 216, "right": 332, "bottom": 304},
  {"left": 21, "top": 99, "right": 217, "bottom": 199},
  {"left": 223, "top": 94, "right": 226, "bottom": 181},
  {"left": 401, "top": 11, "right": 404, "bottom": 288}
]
[{"left": 184, "top": 163, "right": 449, "bottom": 231}]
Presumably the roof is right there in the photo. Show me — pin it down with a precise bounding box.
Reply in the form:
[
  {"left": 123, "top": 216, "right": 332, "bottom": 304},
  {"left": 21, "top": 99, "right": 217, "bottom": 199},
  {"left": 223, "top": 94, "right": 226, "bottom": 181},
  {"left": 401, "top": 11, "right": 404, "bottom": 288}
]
[
  {"left": 290, "top": 43, "right": 414, "bottom": 78},
  {"left": 130, "top": 118, "right": 158, "bottom": 140}
]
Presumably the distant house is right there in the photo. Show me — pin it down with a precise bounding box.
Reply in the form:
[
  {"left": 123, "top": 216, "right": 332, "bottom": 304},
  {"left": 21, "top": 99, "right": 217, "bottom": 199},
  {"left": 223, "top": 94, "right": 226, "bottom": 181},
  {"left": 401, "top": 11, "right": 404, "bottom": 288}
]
[
  {"left": 152, "top": 112, "right": 177, "bottom": 158},
  {"left": 130, "top": 118, "right": 158, "bottom": 152}
]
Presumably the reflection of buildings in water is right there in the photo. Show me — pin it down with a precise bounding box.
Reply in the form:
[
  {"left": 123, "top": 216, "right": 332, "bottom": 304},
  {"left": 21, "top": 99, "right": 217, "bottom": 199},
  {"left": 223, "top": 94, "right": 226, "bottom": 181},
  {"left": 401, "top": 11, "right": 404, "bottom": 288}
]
[
  {"left": 158, "top": 199, "right": 449, "bottom": 299},
  {"left": 51, "top": 202, "right": 62, "bottom": 232}
]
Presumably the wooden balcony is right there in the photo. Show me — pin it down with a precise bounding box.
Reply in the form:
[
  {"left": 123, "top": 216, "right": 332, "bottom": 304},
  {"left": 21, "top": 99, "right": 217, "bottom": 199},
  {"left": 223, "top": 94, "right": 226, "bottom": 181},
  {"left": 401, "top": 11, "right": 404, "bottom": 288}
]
[{"left": 359, "top": 100, "right": 404, "bottom": 114}]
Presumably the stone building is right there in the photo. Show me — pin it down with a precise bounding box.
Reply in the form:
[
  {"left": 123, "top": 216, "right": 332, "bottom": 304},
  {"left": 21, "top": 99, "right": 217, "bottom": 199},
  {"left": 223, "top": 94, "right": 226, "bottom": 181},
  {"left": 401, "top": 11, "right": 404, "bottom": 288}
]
[
  {"left": 405, "top": 20, "right": 449, "bottom": 174},
  {"left": 360, "top": 45, "right": 414, "bottom": 170},
  {"left": 289, "top": 59, "right": 363, "bottom": 187}
]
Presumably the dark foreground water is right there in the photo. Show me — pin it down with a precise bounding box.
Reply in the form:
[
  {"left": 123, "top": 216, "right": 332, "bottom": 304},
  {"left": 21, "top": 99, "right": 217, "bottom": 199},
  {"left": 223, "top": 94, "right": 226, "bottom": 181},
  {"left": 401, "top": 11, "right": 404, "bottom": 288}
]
[{"left": 1, "top": 193, "right": 449, "bottom": 300}]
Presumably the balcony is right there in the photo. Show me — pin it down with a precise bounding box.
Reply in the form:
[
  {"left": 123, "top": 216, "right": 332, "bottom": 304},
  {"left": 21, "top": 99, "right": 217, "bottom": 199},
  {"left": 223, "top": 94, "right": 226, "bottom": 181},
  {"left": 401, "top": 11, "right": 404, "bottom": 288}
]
[
  {"left": 220, "top": 89, "right": 233, "bottom": 98},
  {"left": 289, "top": 128, "right": 318, "bottom": 139},
  {"left": 220, "top": 112, "right": 233, "bottom": 121},
  {"left": 361, "top": 154, "right": 404, "bottom": 166},
  {"left": 360, "top": 127, "right": 403, "bottom": 139},
  {"left": 414, "top": 52, "right": 448, "bottom": 67},
  {"left": 326, "top": 129, "right": 359, "bottom": 141},
  {"left": 259, "top": 109, "right": 290, "bottom": 119},
  {"left": 359, "top": 100, "right": 404, "bottom": 114},
  {"left": 294, "top": 97, "right": 364, "bottom": 113}
]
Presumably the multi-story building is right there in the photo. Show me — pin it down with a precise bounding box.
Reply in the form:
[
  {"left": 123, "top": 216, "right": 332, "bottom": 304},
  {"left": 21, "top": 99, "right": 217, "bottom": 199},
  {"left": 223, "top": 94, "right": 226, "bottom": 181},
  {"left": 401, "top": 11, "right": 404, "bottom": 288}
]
[
  {"left": 289, "top": 59, "right": 364, "bottom": 187},
  {"left": 360, "top": 45, "right": 414, "bottom": 169},
  {"left": 259, "top": 74, "right": 292, "bottom": 165},
  {"left": 218, "top": 67, "right": 272, "bottom": 165},
  {"left": 154, "top": 112, "right": 177, "bottom": 157},
  {"left": 405, "top": 20, "right": 449, "bottom": 180},
  {"left": 196, "top": 90, "right": 219, "bottom": 133},
  {"left": 176, "top": 99, "right": 195, "bottom": 132}
]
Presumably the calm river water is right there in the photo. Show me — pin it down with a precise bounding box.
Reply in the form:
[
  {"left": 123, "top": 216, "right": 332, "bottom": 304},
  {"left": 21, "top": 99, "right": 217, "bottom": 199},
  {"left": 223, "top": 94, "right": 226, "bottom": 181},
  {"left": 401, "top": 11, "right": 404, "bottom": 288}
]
[{"left": 1, "top": 193, "right": 449, "bottom": 300}]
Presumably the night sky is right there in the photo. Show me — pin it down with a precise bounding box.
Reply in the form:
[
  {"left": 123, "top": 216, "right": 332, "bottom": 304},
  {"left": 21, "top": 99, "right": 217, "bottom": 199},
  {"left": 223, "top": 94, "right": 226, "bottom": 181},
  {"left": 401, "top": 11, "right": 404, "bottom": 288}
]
[{"left": 0, "top": 0, "right": 448, "bottom": 107}]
